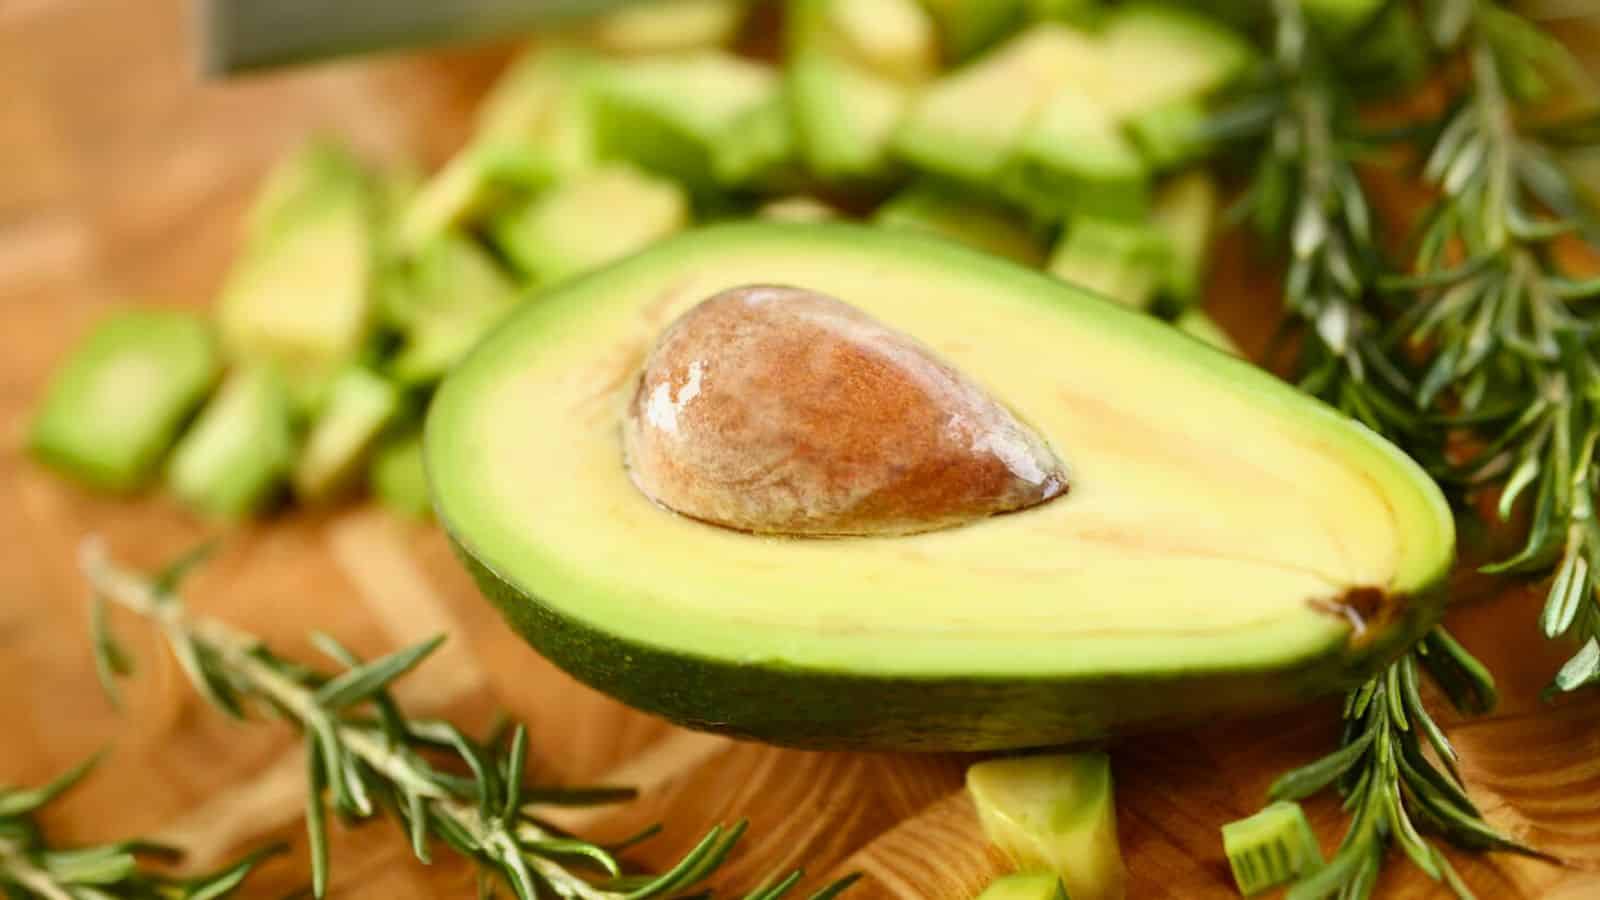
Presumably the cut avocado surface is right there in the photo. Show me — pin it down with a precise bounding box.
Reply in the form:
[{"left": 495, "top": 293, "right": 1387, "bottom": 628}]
[
  {"left": 968, "top": 754, "right": 1124, "bottom": 900},
  {"left": 894, "top": 25, "right": 1103, "bottom": 186},
  {"left": 975, "top": 873, "right": 1070, "bottom": 900},
  {"left": 787, "top": 50, "right": 911, "bottom": 183},
  {"left": 588, "top": 51, "right": 777, "bottom": 190},
  {"left": 167, "top": 365, "right": 295, "bottom": 519},
  {"left": 217, "top": 156, "right": 376, "bottom": 401},
  {"left": 293, "top": 367, "right": 401, "bottom": 502},
  {"left": 428, "top": 223, "right": 1453, "bottom": 750},
  {"left": 491, "top": 165, "right": 690, "bottom": 284},
  {"left": 388, "top": 234, "right": 521, "bottom": 385},
  {"left": 30, "top": 310, "right": 218, "bottom": 492},
  {"left": 874, "top": 182, "right": 1046, "bottom": 265},
  {"left": 564, "top": 0, "right": 748, "bottom": 55},
  {"left": 1048, "top": 216, "right": 1171, "bottom": 309}
]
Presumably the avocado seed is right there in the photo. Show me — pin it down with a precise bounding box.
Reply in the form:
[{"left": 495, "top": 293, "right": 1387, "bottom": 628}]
[{"left": 622, "top": 285, "right": 1068, "bottom": 536}]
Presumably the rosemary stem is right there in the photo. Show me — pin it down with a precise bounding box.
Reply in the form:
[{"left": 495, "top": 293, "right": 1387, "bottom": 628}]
[
  {"left": 0, "top": 835, "right": 75, "bottom": 900},
  {"left": 78, "top": 540, "right": 617, "bottom": 900}
]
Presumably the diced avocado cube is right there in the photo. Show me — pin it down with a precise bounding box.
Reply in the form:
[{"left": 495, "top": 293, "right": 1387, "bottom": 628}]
[
  {"left": 1091, "top": 3, "right": 1254, "bottom": 119},
  {"left": 588, "top": 51, "right": 779, "bottom": 191},
  {"left": 1023, "top": 0, "right": 1099, "bottom": 24},
  {"left": 711, "top": 92, "right": 802, "bottom": 190},
  {"left": 787, "top": 50, "right": 911, "bottom": 183},
  {"left": 218, "top": 145, "right": 378, "bottom": 403},
  {"left": 370, "top": 430, "right": 432, "bottom": 520},
  {"left": 874, "top": 182, "right": 1046, "bottom": 266},
  {"left": 757, "top": 195, "right": 841, "bottom": 222},
  {"left": 1003, "top": 88, "right": 1148, "bottom": 222},
  {"left": 394, "top": 142, "right": 561, "bottom": 255},
  {"left": 245, "top": 140, "right": 369, "bottom": 244},
  {"left": 917, "top": 0, "right": 1027, "bottom": 62},
  {"left": 975, "top": 872, "right": 1071, "bottom": 900},
  {"left": 1300, "top": 0, "right": 1384, "bottom": 35},
  {"left": 1126, "top": 95, "right": 1212, "bottom": 170},
  {"left": 398, "top": 49, "right": 600, "bottom": 252},
  {"left": 293, "top": 367, "right": 401, "bottom": 502},
  {"left": 563, "top": 0, "right": 748, "bottom": 55},
  {"left": 790, "top": 0, "right": 939, "bottom": 84},
  {"left": 476, "top": 47, "right": 603, "bottom": 151},
  {"left": 166, "top": 366, "right": 296, "bottom": 519},
  {"left": 388, "top": 235, "right": 521, "bottom": 385},
  {"left": 1174, "top": 309, "right": 1240, "bottom": 355},
  {"left": 1151, "top": 170, "right": 1218, "bottom": 308},
  {"left": 30, "top": 310, "right": 219, "bottom": 492},
  {"left": 1047, "top": 216, "right": 1172, "bottom": 310},
  {"left": 967, "top": 754, "right": 1125, "bottom": 900},
  {"left": 491, "top": 165, "right": 690, "bottom": 284},
  {"left": 1222, "top": 801, "right": 1324, "bottom": 896},
  {"left": 894, "top": 25, "right": 1105, "bottom": 186}
]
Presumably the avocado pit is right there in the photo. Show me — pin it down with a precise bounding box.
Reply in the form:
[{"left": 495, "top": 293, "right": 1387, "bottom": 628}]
[{"left": 622, "top": 284, "right": 1068, "bottom": 536}]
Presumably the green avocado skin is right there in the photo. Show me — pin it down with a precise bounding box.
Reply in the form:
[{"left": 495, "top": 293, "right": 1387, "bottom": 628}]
[{"left": 451, "top": 534, "right": 1448, "bottom": 751}]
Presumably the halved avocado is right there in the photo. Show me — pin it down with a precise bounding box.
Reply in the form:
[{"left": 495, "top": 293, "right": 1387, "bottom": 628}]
[{"left": 427, "top": 223, "right": 1453, "bottom": 751}]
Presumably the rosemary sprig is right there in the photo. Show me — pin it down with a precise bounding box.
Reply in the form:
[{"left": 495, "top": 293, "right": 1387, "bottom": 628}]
[
  {"left": 1263, "top": 630, "right": 1551, "bottom": 900},
  {"left": 1224, "top": 0, "right": 1426, "bottom": 438},
  {"left": 1392, "top": 0, "right": 1600, "bottom": 695},
  {"left": 1217, "top": 3, "right": 1549, "bottom": 897},
  {"left": 80, "top": 539, "right": 856, "bottom": 900},
  {"left": 0, "top": 754, "right": 278, "bottom": 899}
]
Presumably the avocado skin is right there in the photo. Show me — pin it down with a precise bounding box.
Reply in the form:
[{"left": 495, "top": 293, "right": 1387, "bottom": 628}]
[{"left": 448, "top": 531, "right": 1448, "bottom": 751}]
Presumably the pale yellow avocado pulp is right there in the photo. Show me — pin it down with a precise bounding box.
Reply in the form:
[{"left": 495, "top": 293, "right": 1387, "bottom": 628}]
[{"left": 429, "top": 224, "right": 1452, "bottom": 690}]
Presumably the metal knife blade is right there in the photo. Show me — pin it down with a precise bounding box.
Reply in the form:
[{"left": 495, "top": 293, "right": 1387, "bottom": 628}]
[{"left": 196, "top": 0, "right": 644, "bottom": 76}]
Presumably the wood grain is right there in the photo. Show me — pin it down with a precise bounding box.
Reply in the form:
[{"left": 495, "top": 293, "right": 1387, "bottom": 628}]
[{"left": 1, "top": 1, "right": 1598, "bottom": 898}]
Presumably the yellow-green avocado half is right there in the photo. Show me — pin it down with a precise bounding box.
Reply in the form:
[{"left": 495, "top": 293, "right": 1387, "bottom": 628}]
[{"left": 426, "top": 222, "right": 1454, "bottom": 751}]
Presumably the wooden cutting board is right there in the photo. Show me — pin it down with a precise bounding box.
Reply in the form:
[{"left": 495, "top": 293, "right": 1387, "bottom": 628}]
[{"left": 3, "top": 1, "right": 1598, "bottom": 897}]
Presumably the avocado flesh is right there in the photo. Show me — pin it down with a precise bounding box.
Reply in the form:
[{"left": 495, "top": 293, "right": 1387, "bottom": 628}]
[{"left": 428, "top": 223, "right": 1454, "bottom": 750}]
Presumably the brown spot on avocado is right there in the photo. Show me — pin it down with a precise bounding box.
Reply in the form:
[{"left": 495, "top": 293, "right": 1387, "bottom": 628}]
[
  {"left": 1309, "top": 586, "right": 1396, "bottom": 647},
  {"left": 621, "top": 284, "right": 1069, "bottom": 536}
]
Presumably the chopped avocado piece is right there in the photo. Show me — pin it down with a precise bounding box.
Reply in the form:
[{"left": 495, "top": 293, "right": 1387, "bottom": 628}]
[
  {"left": 371, "top": 430, "right": 433, "bottom": 520},
  {"left": 588, "top": 51, "right": 778, "bottom": 190},
  {"left": 427, "top": 223, "right": 1455, "bottom": 749},
  {"left": 1300, "top": 0, "right": 1383, "bottom": 35},
  {"left": 1125, "top": 96, "right": 1211, "bottom": 170},
  {"left": 1222, "top": 801, "right": 1324, "bottom": 896},
  {"left": 217, "top": 147, "right": 377, "bottom": 403},
  {"left": 790, "top": 0, "right": 939, "bottom": 84},
  {"left": 1151, "top": 171, "right": 1218, "bottom": 308},
  {"left": 30, "top": 311, "right": 219, "bottom": 492},
  {"left": 918, "top": 0, "right": 1027, "bottom": 61},
  {"left": 787, "top": 51, "right": 911, "bottom": 183},
  {"left": 293, "top": 367, "right": 401, "bottom": 502},
  {"left": 167, "top": 366, "right": 295, "bottom": 519},
  {"left": 874, "top": 182, "right": 1046, "bottom": 266},
  {"left": 1003, "top": 88, "right": 1148, "bottom": 222},
  {"left": 388, "top": 235, "right": 521, "bottom": 385},
  {"left": 968, "top": 754, "right": 1124, "bottom": 900},
  {"left": 394, "top": 142, "right": 560, "bottom": 255},
  {"left": 1091, "top": 4, "right": 1254, "bottom": 119},
  {"left": 976, "top": 872, "right": 1070, "bottom": 900},
  {"left": 710, "top": 92, "right": 802, "bottom": 190},
  {"left": 399, "top": 49, "right": 598, "bottom": 252},
  {"left": 491, "top": 165, "right": 689, "bottom": 284},
  {"left": 565, "top": 0, "right": 748, "bottom": 54},
  {"left": 894, "top": 25, "right": 1104, "bottom": 187},
  {"left": 758, "top": 195, "right": 841, "bottom": 222},
  {"left": 1048, "top": 216, "right": 1171, "bottom": 309},
  {"left": 1174, "top": 309, "right": 1239, "bottom": 355},
  {"left": 1023, "top": 0, "right": 1098, "bottom": 24}
]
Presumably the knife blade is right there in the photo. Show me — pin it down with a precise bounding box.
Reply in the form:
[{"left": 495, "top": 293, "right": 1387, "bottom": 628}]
[{"left": 196, "top": 0, "right": 645, "bottom": 76}]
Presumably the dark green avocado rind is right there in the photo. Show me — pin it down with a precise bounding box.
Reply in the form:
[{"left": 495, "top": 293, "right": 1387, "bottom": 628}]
[
  {"left": 450, "top": 534, "right": 1446, "bottom": 751},
  {"left": 425, "top": 221, "right": 1454, "bottom": 751}
]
